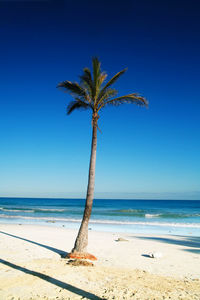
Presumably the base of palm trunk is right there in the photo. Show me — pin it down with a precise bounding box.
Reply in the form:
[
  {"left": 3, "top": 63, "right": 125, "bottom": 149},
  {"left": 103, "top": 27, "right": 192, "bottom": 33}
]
[
  {"left": 67, "top": 259, "right": 94, "bottom": 267},
  {"left": 67, "top": 252, "right": 97, "bottom": 261}
]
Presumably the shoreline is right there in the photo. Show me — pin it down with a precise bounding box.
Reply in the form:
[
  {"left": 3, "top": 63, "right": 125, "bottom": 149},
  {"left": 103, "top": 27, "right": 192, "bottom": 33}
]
[
  {"left": 1, "top": 218, "right": 200, "bottom": 237},
  {"left": 0, "top": 223, "right": 200, "bottom": 299}
]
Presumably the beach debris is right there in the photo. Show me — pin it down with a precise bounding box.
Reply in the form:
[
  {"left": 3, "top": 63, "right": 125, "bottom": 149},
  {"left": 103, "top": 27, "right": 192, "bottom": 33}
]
[
  {"left": 67, "top": 259, "right": 94, "bottom": 267},
  {"left": 67, "top": 252, "right": 97, "bottom": 261},
  {"left": 115, "top": 237, "right": 129, "bottom": 242},
  {"left": 148, "top": 252, "right": 163, "bottom": 258}
]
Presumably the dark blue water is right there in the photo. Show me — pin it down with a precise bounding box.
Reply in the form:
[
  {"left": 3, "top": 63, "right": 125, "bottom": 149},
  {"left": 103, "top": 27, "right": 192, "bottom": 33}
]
[{"left": 0, "top": 198, "right": 200, "bottom": 235}]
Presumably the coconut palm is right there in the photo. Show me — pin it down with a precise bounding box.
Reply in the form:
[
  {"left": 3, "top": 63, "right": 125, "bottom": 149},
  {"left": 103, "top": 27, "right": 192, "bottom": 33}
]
[{"left": 57, "top": 57, "right": 148, "bottom": 258}]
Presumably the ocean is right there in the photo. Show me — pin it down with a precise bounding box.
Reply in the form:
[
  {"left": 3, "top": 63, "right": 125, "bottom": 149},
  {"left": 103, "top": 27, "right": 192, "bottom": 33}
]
[{"left": 0, "top": 198, "right": 200, "bottom": 236}]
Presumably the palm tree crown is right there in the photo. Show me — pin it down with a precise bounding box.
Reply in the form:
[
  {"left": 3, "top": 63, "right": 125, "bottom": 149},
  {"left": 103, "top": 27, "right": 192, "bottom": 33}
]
[{"left": 57, "top": 57, "right": 148, "bottom": 118}]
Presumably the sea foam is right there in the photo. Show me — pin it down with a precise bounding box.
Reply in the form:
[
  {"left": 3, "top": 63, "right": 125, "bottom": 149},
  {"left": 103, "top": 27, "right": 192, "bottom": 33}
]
[{"left": 0, "top": 214, "right": 200, "bottom": 228}]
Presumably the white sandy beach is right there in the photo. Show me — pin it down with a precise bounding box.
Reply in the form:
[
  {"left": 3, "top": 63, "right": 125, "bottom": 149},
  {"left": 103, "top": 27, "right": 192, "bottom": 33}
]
[{"left": 0, "top": 224, "right": 200, "bottom": 299}]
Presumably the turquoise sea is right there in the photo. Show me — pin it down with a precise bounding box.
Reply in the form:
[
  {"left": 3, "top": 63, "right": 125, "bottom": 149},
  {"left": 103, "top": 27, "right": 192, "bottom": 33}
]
[{"left": 0, "top": 198, "right": 200, "bottom": 236}]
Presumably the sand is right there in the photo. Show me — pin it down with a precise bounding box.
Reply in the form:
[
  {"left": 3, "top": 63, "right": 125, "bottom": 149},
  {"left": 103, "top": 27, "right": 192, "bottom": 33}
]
[{"left": 0, "top": 224, "right": 200, "bottom": 299}]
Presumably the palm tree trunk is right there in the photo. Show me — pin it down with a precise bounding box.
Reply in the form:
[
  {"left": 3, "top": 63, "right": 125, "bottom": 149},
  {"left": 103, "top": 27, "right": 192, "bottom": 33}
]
[{"left": 71, "top": 116, "right": 98, "bottom": 253}]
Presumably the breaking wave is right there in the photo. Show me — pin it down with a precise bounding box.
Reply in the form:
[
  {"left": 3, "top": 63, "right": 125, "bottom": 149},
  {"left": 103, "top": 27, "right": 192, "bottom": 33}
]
[
  {"left": 114, "top": 209, "right": 200, "bottom": 218},
  {"left": 0, "top": 214, "right": 200, "bottom": 228}
]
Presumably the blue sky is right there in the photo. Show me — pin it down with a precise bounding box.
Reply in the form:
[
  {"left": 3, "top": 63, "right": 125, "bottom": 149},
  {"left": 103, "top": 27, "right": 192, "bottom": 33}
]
[{"left": 0, "top": 0, "right": 200, "bottom": 199}]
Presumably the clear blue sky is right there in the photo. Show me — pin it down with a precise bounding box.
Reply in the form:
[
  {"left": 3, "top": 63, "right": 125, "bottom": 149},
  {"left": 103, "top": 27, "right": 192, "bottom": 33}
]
[{"left": 0, "top": 0, "right": 200, "bottom": 199}]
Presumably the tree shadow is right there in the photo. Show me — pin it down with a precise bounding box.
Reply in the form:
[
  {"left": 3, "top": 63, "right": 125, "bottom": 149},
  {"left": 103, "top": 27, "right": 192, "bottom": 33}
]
[
  {"left": 0, "top": 259, "right": 102, "bottom": 300},
  {"left": 0, "top": 231, "right": 68, "bottom": 258},
  {"left": 133, "top": 235, "right": 200, "bottom": 255}
]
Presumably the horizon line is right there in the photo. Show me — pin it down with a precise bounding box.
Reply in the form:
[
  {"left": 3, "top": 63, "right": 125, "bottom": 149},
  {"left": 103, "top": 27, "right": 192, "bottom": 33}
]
[{"left": 0, "top": 196, "right": 199, "bottom": 201}]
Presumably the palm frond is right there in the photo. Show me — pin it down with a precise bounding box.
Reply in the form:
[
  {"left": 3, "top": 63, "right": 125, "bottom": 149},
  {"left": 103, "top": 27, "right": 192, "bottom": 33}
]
[
  {"left": 57, "top": 81, "right": 87, "bottom": 98},
  {"left": 80, "top": 68, "right": 93, "bottom": 97},
  {"left": 97, "top": 88, "right": 118, "bottom": 110},
  {"left": 97, "top": 68, "right": 127, "bottom": 102},
  {"left": 67, "top": 100, "right": 91, "bottom": 115},
  {"left": 103, "top": 88, "right": 118, "bottom": 99},
  {"left": 92, "top": 57, "right": 101, "bottom": 83},
  {"left": 94, "top": 72, "right": 108, "bottom": 106},
  {"left": 92, "top": 57, "right": 101, "bottom": 99},
  {"left": 98, "top": 72, "right": 107, "bottom": 86},
  {"left": 100, "top": 94, "right": 148, "bottom": 110}
]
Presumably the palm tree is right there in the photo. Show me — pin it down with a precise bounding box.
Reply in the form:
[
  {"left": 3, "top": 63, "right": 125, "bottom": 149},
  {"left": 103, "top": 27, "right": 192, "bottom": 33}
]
[{"left": 57, "top": 58, "right": 148, "bottom": 259}]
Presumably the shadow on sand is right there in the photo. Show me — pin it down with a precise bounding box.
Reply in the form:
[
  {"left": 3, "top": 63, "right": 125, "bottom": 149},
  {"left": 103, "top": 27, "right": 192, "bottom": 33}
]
[
  {"left": 0, "top": 231, "right": 68, "bottom": 258},
  {"left": 0, "top": 258, "right": 102, "bottom": 300},
  {"left": 133, "top": 235, "right": 200, "bottom": 255}
]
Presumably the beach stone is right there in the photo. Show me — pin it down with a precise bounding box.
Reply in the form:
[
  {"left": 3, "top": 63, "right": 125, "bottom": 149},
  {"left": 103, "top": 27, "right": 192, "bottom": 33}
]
[
  {"left": 115, "top": 237, "right": 129, "bottom": 242},
  {"left": 149, "top": 252, "right": 163, "bottom": 258},
  {"left": 67, "top": 252, "right": 97, "bottom": 261}
]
